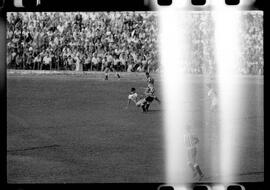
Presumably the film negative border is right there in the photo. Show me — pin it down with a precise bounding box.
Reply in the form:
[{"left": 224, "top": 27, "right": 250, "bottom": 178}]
[
  {"left": 1, "top": 0, "right": 265, "bottom": 189},
  {"left": 158, "top": 183, "right": 265, "bottom": 190},
  {"left": 0, "top": 0, "right": 266, "bottom": 11}
]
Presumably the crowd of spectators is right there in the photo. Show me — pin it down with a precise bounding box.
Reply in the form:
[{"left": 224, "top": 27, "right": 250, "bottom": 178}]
[
  {"left": 7, "top": 12, "right": 159, "bottom": 72},
  {"left": 184, "top": 12, "right": 263, "bottom": 75},
  {"left": 6, "top": 12, "right": 263, "bottom": 75},
  {"left": 239, "top": 12, "right": 263, "bottom": 75}
]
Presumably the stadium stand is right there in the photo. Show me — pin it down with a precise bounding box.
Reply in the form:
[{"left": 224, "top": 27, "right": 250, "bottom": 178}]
[{"left": 6, "top": 12, "right": 263, "bottom": 75}]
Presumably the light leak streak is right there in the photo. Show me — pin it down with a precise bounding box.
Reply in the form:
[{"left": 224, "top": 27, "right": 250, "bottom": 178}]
[
  {"left": 212, "top": 2, "right": 243, "bottom": 183},
  {"left": 212, "top": 185, "right": 226, "bottom": 190},
  {"left": 158, "top": 5, "right": 191, "bottom": 183},
  {"left": 174, "top": 186, "right": 190, "bottom": 190}
]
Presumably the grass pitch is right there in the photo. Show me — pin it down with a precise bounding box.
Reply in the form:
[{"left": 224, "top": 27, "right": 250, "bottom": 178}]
[{"left": 7, "top": 72, "right": 263, "bottom": 183}]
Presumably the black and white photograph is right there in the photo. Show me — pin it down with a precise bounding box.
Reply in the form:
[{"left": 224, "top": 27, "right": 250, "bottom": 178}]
[{"left": 4, "top": 0, "right": 263, "bottom": 187}]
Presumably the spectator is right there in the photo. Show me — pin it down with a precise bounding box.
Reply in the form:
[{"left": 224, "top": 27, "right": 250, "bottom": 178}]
[
  {"left": 119, "top": 52, "right": 127, "bottom": 71},
  {"left": 67, "top": 55, "right": 75, "bottom": 70},
  {"left": 33, "top": 54, "right": 42, "bottom": 70},
  {"left": 25, "top": 52, "right": 34, "bottom": 70},
  {"left": 91, "top": 53, "right": 100, "bottom": 71},
  {"left": 7, "top": 12, "right": 160, "bottom": 72},
  {"left": 83, "top": 53, "right": 92, "bottom": 71},
  {"left": 6, "top": 12, "right": 262, "bottom": 75},
  {"left": 41, "top": 52, "right": 52, "bottom": 70},
  {"left": 15, "top": 53, "right": 23, "bottom": 69}
]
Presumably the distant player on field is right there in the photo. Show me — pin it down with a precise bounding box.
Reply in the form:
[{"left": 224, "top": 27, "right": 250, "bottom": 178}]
[
  {"left": 125, "top": 87, "right": 150, "bottom": 113},
  {"left": 184, "top": 125, "right": 204, "bottom": 181},
  {"left": 143, "top": 84, "right": 159, "bottom": 111},
  {"left": 145, "top": 72, "right": 161, "bottom": 106},
  {"left": 104, "top": 53, "right": 121, "bottom": 80},
  {"left": 145, "top": 71, "right": 155, "bottom": 86},
  {"left": 206, "top": 82, "right": 218, "bottom": 111}
]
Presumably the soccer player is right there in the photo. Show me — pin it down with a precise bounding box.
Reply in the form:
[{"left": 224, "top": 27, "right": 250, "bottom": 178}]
[
  {"left": 104, "top": 53, "right": 120, "bottom": 80},
  {"left": 145, "top": 72, "right": 161, "bottom": 106},
  {"left": 125, "top": 87, "right": 149, "bottom": 112},
  {"left": 206, "top": 82, "right": 218, "bottom": 111},
  {"left": 142, "top": 85, "right": 157, "bottom": 111},
  {"left": 184, "top": 125, "right": 204, "bottom": 181},
  {"left": 145, "top": 72, "right": 155, "bottom": 86}
]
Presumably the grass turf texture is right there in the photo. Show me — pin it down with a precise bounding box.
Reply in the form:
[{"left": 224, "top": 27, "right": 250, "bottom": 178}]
[{"left": 6, "top": 72, "right": 263, "bottom": 183}]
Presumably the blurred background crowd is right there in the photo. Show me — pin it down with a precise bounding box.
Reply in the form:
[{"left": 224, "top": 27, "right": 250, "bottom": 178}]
[
  {"left": 6, "top": 12, "right": 263, "bottom": 75},
  {"left": 186, "top": 12, "right": 263, "bottom": 75},
  {"left": 6, "top": 12, "right": 159, "bottom": 72}
]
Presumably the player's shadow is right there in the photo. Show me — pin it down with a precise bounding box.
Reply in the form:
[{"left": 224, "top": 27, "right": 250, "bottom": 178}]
[{"left": 147, "top": 109, "right": 161, "bottom": 113}]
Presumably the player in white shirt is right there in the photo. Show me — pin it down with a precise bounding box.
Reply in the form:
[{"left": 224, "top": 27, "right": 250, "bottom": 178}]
[
  {"left": 184, "top": 125, "right": 204, "bottom": 181},
  {"left": 104, "top": 53, "right": 121, "bottom": 80},
  {"left": 207, "top": 83, "right": 218, "bottom": 111},
  {"left": 42, "top": 53, "right": 52, "bottom": 70},
  {"left": 125, "top": 88, "right": 148, "bottom": 112}
]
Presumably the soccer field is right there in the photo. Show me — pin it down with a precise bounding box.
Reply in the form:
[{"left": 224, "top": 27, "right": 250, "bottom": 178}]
[{"left": 6, "top": 72, "right": 264, "bottom": 183}]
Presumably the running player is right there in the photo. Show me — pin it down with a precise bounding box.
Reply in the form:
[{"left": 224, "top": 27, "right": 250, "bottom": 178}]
[
  {"left": 145, "top": 72, "right": 161, "bottom": 106},
  {"left": 104, "top": 53, "right": 120, "bottom": 80},
  {"left": 143, "top": 84, "right": 160, "bottom": 111},
  {"left": 125, "top": 87, "right": 149, "bottom": 112},
  {"left": 184, "top": 125, "right": 204, "bottom": 181}
]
